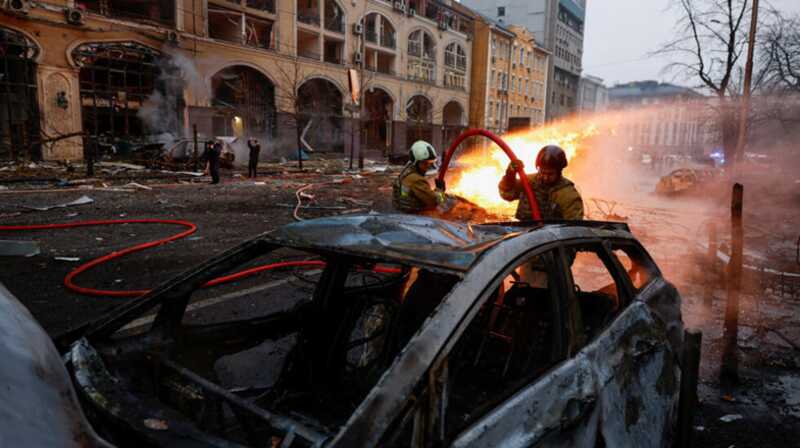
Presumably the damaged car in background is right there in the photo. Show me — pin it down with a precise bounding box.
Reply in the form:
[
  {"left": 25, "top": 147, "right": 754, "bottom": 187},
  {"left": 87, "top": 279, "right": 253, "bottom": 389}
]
[{"left": 2, "top": 214, "right": 687, "bottom": 447}]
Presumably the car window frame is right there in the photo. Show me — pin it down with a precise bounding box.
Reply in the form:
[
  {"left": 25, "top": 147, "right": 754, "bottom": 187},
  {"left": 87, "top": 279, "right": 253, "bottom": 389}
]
[
  {"left": 426, "top": 243, "right": 573, "bottom": 443},
  {"left": 607, "top": 239, "right": 663, "bottom": 294},
  {"left": 558, "top": 238, "right": 636, "bottom": 346}
]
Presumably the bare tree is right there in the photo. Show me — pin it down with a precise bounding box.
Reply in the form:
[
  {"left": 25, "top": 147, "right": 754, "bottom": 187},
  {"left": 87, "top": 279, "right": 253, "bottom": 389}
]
[
  {"left": 657, "top": 0, "right": 754, "bottom": 163},
  {"left": 761, "top": 11, "right": 800, "bottom": 92}
]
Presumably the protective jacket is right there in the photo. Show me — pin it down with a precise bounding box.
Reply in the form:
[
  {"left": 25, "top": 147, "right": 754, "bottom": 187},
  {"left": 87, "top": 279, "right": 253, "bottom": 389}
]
[
  {"left": 499, "top": 173, "right": 583, "bottom": 220},
  {"left": 393, "top": 164, "right": 442, "bottom": 213}
]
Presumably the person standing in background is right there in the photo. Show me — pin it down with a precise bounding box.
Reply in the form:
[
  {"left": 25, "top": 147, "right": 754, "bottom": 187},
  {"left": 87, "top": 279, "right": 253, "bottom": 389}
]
[
  {"left": 202, "top": 139, "right": 221, "bottom": 185},
  {"left": 247, "top": 138, "right": 261, "bottom": 178}
]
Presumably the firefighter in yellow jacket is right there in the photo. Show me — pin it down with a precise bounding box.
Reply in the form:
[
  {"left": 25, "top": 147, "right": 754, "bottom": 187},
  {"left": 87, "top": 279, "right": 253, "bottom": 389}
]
[
  {"left": 393, "top": 140, "right": 446, "bottom": 214},
  {"left": 499, "top": 145, "right": 583, "bottom": 220}
]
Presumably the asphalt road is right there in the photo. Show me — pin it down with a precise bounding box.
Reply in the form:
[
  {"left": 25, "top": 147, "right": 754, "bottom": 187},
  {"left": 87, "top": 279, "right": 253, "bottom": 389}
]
[{"left": 0, "top": 170, "right": 394, "bottom": 336}]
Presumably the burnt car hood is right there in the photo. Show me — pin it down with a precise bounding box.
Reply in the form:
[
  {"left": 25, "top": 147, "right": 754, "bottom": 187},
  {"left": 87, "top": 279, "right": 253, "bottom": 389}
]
[
  {"left": 0, "top": 282, "right": 110, "bottom": 447},
  {"left": 267, "top": 214, "right": 523, "bottom": 271}
]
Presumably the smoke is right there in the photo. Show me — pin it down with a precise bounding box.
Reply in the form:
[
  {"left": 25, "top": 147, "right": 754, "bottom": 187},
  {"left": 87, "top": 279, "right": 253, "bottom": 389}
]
[
  {"left": 447, "top": 96, "right": 800, "bottom": 311},
  {"left": 137, "top": 47, "right": 204, "bottom": 145}
]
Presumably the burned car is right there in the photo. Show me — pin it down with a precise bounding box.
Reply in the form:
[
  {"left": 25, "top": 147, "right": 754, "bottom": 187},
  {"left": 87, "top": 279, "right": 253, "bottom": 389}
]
[
  {"left": 5, "top": 215, "right": 686, "bottom": 447},
  {"left": 655, "top": 167, "right": 723, "bottom": 196}
]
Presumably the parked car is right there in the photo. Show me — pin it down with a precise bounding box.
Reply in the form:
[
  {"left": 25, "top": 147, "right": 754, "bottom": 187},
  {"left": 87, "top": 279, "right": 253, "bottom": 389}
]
[{"left": 3, "top": 214, "right": 686, "bottom": 447}]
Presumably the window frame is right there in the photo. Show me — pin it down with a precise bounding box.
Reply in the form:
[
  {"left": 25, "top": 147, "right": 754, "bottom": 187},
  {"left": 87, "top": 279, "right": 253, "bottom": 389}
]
[
  {"left": 428, "top": 244, "right": 573, "bottom": 442},
  {"left": 558, "top": 239, "right": 636, "bottom": 345}
]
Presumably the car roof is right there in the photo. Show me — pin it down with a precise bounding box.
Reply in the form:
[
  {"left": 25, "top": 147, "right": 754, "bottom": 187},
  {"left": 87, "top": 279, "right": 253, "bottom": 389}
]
[{"left": 263, "top": 214, "right": 634, "bottom": 272}]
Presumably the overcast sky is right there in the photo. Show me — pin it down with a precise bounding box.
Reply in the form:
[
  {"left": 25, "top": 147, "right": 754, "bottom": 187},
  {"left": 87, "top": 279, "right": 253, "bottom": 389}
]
[{"left": 582, "top": 0, "right": 800, "bottom": 88}]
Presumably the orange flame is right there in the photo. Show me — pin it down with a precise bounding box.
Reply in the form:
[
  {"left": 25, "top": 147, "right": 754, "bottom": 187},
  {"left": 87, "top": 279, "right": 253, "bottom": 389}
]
[{"left": 447, "top": 122, "right": 600, "bottom": 217}]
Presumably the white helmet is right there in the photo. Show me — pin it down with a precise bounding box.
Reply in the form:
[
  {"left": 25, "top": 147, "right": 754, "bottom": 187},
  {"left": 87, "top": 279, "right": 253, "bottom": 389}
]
[{"left": 410, "top": 140, "right": 437, "bottom": 164}]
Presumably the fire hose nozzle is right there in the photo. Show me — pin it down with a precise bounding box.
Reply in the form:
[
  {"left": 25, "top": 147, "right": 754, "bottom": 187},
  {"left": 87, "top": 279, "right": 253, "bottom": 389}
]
[{"left": 435, "top": 179, "right": 446, "bottom": 191}]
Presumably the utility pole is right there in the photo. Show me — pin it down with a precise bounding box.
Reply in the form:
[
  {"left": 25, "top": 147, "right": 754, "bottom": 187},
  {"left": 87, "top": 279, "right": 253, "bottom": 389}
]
[{"left": 733, "top": 0, "right": 760, "bottom": 166}]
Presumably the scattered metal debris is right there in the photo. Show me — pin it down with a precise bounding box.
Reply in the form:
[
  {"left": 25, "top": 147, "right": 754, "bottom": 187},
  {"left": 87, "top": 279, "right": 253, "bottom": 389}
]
[
  {"left": 0, "top": 240, "right": 40, "bottom": 257},
  {"left": 719, "top": 414, "right": 743, "bottom": 423},
  {"left": 18, "top": 195, "right": 94, "bottom": 212}
]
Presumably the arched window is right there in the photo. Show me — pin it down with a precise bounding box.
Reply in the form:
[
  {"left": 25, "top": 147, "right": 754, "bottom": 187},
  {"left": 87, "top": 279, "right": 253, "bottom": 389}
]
[
  {"left": 407, "top": 30, "right": 436, "bottom": 83},
  {"left": 363, "top": 12, "right": 396, "bottom": 49},
  {"left": 445, "top": 42, "right": 466, "bottom": 71},
  {"left": 408, "top": 30, "right": 435, "bottom": 60},
  {"left": 0, "top": 27, "right": 40, "bottom": 160},
  {"left": 324, "top": 0, "right": 345, "bottom": 33}
]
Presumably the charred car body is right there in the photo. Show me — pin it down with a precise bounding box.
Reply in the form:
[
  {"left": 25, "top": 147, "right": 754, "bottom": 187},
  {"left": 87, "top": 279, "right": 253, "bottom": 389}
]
[{"left": 3, "top": 214, "right": 685, "bottom": 447}]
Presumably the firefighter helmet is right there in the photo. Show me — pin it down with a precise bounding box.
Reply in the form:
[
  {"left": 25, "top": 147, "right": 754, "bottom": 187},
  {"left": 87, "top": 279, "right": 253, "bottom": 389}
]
[
  {"left": 410, "top": 140, "right": 438, "bottom": 164},
  {"left": 535, "top": 145, "right": 568, "bottom": 171}
]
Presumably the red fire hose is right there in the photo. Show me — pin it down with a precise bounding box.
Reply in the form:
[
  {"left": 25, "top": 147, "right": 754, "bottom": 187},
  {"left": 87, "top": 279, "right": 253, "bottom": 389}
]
[
  {"left": 436, "top": 128, "right": 542, "bottom": 220},
  {"left": 0, "top": 219, "right": 399, "bottom": 298}
]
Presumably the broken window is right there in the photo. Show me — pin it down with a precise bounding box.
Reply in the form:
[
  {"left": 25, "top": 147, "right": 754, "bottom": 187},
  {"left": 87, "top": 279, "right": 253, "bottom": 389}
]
[
  {"left": 73, "top": 42, "right": 184, "bottom": 154},
  {"left": 211, "top": 65, "right": 276, "bottom": 138},
  {"left": 297, "top": 0, "right": 320, "bottom": 26},
  {"left": 297, "top": 29, "right": 321, "bottom": 60},
  {"left": 323, "top": 37, "right": 344, "bottom": 65},
  {"left": 0, "top": 27, "right": 41, "bottom": 161},
  {"left": 406, "top": 95, "right": 433, "bottom": 144},
  {"left": 407, "top": 30, "right": 436, "bottom": 83},
  {"left": 363, "top": 12, "right": 396, "bottom": 49},
  {"left": 297, "top": 78, "right": 343, "bottom": 152},
  {"left": 208, "top": 8, "right": 275, "bottom": 50},
  {"left": 323, "top": 0, "right": 345, "bottom": 33},
  {"left": 611, "top": 243, "right": 658, "bottom": 291},
  {"left": 444, "top": 250, "right": 566, "bottom": 438},
  {"left": 78, "top": 0, "right": 176, "bottom": 26},
  {"left": 565, "top": 244, "right": 629, "bottom": 345},
  {"left": 445, "top": 42, "right": 467, "bottom": 71},
  {"left": 408, "top": 29, "right": 436, "bottom": 60},
  {"left": 442, "top": 101, "right": 464, "bottom": 149},
  {"left": 363, "top": 88, "right": 393, "bottom": 153}
]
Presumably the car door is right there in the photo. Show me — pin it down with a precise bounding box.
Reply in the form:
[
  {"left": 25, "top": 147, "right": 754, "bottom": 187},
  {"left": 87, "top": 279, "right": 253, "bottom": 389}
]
[
  {"left": 561, "top": 240, "right": 679, "bottom": 448},
  {"left": 446, "top": 246, "right": 602, "bottom": 448}
]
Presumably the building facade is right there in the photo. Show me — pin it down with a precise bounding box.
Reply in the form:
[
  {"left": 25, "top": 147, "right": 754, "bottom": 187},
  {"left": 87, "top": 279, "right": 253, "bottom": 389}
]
[
  {"left": 608, "top": 81, "right": 711, "bottom": 158},
  {"left": 464, "top": 14, "right": 513, "bottom": 135},
  {"left": 577, "top": 74, "right": 607, "bottom": 114},
  {"left": 0, "top": 0, "right": 473, "bottom": 161},
  {"left": 506, "top": 25, "right": 548, "bottom": 130},
  {"left": 460, "top": 0, "right": 585, "bottom": 122}
]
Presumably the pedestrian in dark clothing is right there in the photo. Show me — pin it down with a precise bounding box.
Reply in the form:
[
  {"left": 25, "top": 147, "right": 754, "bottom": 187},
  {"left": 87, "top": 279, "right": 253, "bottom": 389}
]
[
  {"left": 203, "top": 140, "right": 221, "bottom": 184},
  {"left": 247, "top": 138, "right": 261, "bottom": 178}
]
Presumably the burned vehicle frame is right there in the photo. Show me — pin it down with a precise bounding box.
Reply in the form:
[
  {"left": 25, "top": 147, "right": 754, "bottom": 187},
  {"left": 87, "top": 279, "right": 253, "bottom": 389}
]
[{"left": 60, "top": 215, "right": 685, "bottom": 447}]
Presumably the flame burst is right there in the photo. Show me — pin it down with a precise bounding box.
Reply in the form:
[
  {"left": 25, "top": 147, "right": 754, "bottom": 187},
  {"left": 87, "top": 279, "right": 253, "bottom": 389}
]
[{"left": 447, "top": 122, "right": 600, "bottom": 217}]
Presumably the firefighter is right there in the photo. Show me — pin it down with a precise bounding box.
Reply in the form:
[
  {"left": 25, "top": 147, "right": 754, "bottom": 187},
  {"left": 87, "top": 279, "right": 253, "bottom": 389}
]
[
  {"left": 498, "top": 145, "right": 583, "bottom": 220},
  {"left": 392, "top": 140, "right": 446, "bottom": 214}
]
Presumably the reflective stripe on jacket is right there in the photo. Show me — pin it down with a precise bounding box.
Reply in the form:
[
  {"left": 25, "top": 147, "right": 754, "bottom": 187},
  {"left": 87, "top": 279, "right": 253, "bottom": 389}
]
[{"left": 393, "top": 164, "right": 440, "bottom": 213}]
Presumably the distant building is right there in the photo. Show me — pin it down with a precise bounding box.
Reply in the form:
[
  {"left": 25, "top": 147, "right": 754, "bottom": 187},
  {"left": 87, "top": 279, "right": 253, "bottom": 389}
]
[
  {"left": 463, "top": 14, "right": 515, "bottom": 135},
  {"left": 507, "top": 25, "right": 549, "bottom": 128},
  {"left": 461, "top": 0, "right": 586, "bottom": 122},
  {"left": 1, "top": 0, "right": 475, "bottom": 161},
  {"left": 578, "top": 75, "right": 608, "bottom": 114},
  {"left": 608, "top": 81, "right": 712, "bottom": 157}
]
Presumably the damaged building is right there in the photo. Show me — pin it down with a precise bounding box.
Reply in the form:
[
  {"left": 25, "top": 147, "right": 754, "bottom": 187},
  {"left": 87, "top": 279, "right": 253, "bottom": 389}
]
[{"left": 0, "top": 0, "right": 473, "bottom": 162}]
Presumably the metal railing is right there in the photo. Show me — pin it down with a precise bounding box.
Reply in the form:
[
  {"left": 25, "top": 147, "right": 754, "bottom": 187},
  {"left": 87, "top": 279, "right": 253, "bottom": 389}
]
[
  {"left": 324, "top": 16, "right": 345, "bottom": 33},
  {"left": 298, "top": 12, "right": 320, "bottom": 26},
  {"left": 246, "top": 0, "right": 276, "bottom": 13}
]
